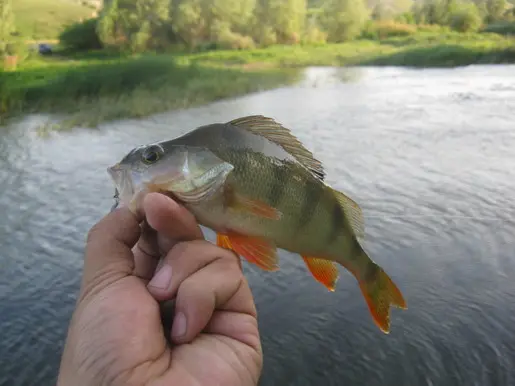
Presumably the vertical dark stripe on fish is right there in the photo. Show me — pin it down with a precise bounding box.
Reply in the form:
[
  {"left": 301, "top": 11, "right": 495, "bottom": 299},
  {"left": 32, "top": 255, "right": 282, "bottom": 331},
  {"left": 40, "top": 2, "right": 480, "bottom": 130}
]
[
  {"left": 268, "top": 163, "right": 288, "bottom": 207},
  {"left": 327, "top": 199, "right": 346, "bottom": 245},
  {"left": 297, "top": 179, "right": 324, "bottom": 232},
  {"left": 348, "top": 236, "right": 363, "bottom": 264}
]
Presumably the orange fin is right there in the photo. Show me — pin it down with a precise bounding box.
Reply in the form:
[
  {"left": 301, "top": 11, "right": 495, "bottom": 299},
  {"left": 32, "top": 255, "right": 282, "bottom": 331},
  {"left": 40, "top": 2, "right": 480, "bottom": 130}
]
[
  {"left": 302, "top": 256, "right": 339, "bottom": 292},
  {"left": 216, "top": 232, "right": 279, "bottom": 271},
  {"left": 358, "top": 263, "right": 407, "bottom": 334},
  {"left": 217, "top": 233, "right": 233, "bottom": 250},
  {"left": 226, "top": 189, "right": 282, "bottom": 220}
]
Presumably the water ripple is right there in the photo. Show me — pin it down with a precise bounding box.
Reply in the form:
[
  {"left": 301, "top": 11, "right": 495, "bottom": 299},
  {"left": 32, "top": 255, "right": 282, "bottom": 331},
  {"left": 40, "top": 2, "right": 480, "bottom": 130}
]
[{"left": 1, "top": 65, "right": 515, "bottom": 386}]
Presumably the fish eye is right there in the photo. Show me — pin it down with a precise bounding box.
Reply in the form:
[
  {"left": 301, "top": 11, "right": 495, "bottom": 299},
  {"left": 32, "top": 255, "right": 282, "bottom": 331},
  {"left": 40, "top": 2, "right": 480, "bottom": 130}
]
[{"left": 141, "top": 145, "right": 163, "bottom": 164}]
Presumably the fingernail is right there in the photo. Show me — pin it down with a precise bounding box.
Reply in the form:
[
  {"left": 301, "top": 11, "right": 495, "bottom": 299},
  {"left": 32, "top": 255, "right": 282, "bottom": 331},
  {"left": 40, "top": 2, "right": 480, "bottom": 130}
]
[
  {"left": 148, "top": 264, "right": 172, "bottom": 290},
  {"left": 172, "top": 312, "right": 187, "bottom": 338}
]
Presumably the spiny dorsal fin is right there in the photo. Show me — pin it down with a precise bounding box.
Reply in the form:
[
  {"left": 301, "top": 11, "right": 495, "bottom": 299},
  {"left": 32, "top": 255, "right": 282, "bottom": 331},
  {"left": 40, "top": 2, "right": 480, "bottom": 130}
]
[
  {"left": 228, "top": 115, "right": 325, "bottom": 181},
  {"left": 330, "top": 187, "right": 365, "bottom": 239}
]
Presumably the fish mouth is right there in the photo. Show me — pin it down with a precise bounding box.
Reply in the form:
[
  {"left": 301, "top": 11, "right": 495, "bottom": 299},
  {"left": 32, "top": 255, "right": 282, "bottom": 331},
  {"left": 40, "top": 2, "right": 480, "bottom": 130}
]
[{"left": 107, "top": 163, "right": 136, "bottom": 207}]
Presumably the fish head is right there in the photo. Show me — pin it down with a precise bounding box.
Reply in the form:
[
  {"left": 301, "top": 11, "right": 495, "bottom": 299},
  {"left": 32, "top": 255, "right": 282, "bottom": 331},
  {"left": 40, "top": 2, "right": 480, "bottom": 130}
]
[{"left": 108, "top": 141, "right": 234, "bottom": 210}]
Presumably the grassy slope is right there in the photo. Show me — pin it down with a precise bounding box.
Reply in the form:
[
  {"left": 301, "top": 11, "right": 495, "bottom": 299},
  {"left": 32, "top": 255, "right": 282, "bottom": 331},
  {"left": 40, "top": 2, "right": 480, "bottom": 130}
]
[
  {"left": 188, "top": 32, "right": 515, "bottom": 68},
  {"left": 12, "top": 0, "right": 94, "bottom": 41},
  {"left": 0, "top": 54, "right": 299, "bottom": 129}
]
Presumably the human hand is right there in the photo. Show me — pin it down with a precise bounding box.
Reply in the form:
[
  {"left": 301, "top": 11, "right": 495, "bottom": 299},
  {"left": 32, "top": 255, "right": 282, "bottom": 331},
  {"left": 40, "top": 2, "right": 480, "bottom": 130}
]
[{"left": 57, "top": 192, "right": 262, "bottom": 386}]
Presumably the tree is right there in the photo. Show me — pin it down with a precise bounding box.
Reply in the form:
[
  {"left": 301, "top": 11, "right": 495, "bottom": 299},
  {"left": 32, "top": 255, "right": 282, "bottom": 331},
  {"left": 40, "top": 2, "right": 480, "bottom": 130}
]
[
  {"left": 320, "top": 0, "right": 370, "bottom": 42},
  {"left": 450, "top": 1, "right": 483, "bottom": 31},
  {"left": 169, "top": 0, "right": 205, "bottom": 48},
  {"left": 59, "top": 18, "right": 103, "bottom": 51},
  {"left": 0, "top": 0, "right": 15, "bottom": 56},
  {"left": 97, "top": 0, "right": 171, "bottom": 52},
  {"left": 371, "top": 2, "right": 388, "bottom": 20},
  {"left": 170, "top": 0, "right": 256, "bottom": 49},
  {"left": 473, "top": 0, "right": 508, "bottom": 22},
  {"left": 369, "top": 0, "right": 413, "bottom": 20},
  {"left": 413, "top": 0, "right": 461, "bottom": 25},
  {"left": 253, "top": 0, "right": 307, "bottom": 45},
  {"left": 484, "top": 0, "right": 508, "bottom": 22}
]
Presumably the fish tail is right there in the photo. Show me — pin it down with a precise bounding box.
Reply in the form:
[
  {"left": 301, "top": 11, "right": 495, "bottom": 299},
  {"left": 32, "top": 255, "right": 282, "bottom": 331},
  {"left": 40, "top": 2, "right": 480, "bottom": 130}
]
[
  {"left": 356, "top": 254, "right": 407, "bottom": 333},
  {"left": 338, "top": 245, "right": 407, "bottom": 334}
]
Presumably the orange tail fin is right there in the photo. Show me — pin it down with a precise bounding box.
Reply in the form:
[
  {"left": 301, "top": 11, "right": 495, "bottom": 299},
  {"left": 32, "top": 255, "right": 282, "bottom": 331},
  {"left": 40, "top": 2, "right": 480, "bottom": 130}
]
[{"left": 358, "top": 262, "right": 407, "bottom": 334}]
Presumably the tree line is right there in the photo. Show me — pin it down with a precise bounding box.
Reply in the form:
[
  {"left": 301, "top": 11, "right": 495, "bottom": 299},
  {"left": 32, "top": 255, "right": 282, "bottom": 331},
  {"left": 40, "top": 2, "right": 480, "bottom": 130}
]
[
  {"left": 94, "top": 0, "right": 515, "bottom": 51},
  {"left": 1, "top": 0, "right": 514, "bottom": 56}
]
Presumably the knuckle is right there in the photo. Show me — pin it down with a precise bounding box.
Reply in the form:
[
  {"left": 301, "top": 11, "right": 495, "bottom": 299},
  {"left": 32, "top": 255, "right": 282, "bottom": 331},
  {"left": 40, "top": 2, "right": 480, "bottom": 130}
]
[
  {"left": 166, "top": 239, "right": 242, "bottom": 275},
  {"left": 211, "top": 259, "right": 243, "bottom": 287},
  {"left": 168, "top": 240, "right": 192, "bottom": 258},
  {"left": 167, "top": 239, "right": 215, "bottom": 260},
  {"left": 179, "top": 274, "right": 206, "bottom": 298},
  {"left": 217, "top": 246, "right": 241, "bottom": 264},
  {"left": 86, "top": 221, "right": 105, "bottom": 244},
  {"left": 216, "top": 257, "right": 240, "bottom": 274}
]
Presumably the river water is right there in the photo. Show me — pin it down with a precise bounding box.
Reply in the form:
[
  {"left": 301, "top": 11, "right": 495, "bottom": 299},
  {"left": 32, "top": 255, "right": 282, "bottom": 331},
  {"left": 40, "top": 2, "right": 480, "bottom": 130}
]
[{"left": 1, "top": 65, "right": 515, "bottom": 386}]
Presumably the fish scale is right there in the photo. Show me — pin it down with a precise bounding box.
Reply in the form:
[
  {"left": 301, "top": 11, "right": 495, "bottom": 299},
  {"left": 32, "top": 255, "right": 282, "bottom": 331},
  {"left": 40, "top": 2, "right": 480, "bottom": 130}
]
[{"left": 217, "top": 148, "right": 336, "bottom": 257}]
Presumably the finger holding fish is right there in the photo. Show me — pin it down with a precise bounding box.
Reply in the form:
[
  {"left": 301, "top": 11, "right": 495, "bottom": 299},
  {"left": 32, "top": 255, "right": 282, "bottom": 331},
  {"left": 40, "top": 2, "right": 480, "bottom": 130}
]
[{"left": 130, "top": 193, "right": 205, "bottom": 281}]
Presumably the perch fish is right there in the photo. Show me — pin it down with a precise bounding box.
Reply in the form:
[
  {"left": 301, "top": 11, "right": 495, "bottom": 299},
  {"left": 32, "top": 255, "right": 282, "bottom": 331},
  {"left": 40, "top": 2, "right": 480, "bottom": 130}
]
[{"left": 107, "top": 115, "right": 407, "bottom": 333}]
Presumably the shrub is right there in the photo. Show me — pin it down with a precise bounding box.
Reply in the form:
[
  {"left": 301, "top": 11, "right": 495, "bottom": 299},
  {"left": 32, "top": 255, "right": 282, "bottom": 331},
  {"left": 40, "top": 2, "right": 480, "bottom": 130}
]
[
  {"left": 417, "top": 23, "right": 450, "bottom": 33},
  {"left": 395, "top": 11, "right": 417, "bottom": 25},
  {"left": 302, "top": 25, "right": 328, "bottom": 44},
  {"left": 219, "top": 32, "right": 256, "bottom": 50},
  {"left": 210, "top": 21, "right": 255, "bottom": 50},
  {"left": 449, "top": 3, "right": 483, "bottom": 32},
  {"left": 482, "top": 21, "right": 515, "bottom": 35},
  {"left": 59, "top": 18, "right": 102, "bottom": 51},
  {"left": 361, "top": 21, "right": 417, "bottom": 40},
  {"left": 257, "top": 26, "right": 277, "bottom": 47}
]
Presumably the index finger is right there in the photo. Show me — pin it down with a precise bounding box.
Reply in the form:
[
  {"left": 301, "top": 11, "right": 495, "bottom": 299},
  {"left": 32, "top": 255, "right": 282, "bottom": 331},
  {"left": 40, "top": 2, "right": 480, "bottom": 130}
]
[
  {"left": 132, "top": 193, "right": 204, "bottom": 280},
  {"left": 145, "top": 193, "right": 204, "bottom": 247},
  {"left": 82, "top": 206, "right": 143, "bottom": 290}
]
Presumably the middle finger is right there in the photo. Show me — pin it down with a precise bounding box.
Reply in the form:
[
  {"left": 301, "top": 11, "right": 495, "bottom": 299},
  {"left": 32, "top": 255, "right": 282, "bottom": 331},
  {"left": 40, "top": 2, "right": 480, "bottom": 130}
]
[{"left": 147, "top": 239, "right": 242, "bottom": 300}]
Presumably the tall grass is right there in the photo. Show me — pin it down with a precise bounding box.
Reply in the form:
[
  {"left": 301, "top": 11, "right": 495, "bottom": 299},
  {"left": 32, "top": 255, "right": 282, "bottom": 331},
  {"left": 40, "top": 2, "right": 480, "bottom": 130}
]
[{"left": 0, "top": 54, "right": 299, "bottom": 128}]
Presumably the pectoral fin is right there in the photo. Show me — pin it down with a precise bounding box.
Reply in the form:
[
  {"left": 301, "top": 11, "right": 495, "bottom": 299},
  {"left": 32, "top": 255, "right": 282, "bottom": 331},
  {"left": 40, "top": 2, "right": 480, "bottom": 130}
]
[
  {"left": 217, "top": 232, "right": 279, "bottom": 271},
  {"left": 225, "top": 188, "right": 282, "bottom": 220},
  {"left": 302, "top": 256, "right": 339, "bottom": 292}
]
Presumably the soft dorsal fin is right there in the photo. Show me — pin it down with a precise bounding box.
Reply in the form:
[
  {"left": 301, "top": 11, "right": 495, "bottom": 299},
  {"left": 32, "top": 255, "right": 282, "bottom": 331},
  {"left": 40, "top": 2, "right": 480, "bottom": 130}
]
[
  {"left": 330, "top": 187, "right": 365, "bottom": 239},
  {"left": 228, "top": 115, "right": 325, "bottom": 181}
]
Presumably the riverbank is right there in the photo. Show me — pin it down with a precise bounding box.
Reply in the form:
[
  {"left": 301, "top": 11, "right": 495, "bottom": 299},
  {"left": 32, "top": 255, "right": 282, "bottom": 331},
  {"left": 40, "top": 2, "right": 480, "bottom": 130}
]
[
  {"left": 0, "top": 55, "right": 299, "bottom": 129},
  {"left": 188, "top": 31, "right": 515, "bottom": 68},
  {"left": 2, "top": 31, "right": 514, "bottom": 129}
]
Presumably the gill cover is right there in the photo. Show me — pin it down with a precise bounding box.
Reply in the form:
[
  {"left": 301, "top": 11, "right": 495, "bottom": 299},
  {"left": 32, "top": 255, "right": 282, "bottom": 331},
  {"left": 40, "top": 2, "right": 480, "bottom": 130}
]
[{"left": 150, "top": 145, "right": 234, "bottom": 204}]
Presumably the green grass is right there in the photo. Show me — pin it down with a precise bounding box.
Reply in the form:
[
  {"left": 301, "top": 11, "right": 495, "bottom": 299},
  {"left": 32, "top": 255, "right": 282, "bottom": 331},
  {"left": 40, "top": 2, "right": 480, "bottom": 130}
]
[
  {"left": 482, "top": 21, "right": 515, "bottom": 35},
  {"left": 184, "top": 31, "right": 515, "bottom": 68},
  {"left": 0, "top": 54, "right": 299, "bottom": 129},
  {"left": 2, "top": 30, "right": 514, "bottom": 130},
  {"left": 12, "top": 0, "right": 94, "bottom": 41}
]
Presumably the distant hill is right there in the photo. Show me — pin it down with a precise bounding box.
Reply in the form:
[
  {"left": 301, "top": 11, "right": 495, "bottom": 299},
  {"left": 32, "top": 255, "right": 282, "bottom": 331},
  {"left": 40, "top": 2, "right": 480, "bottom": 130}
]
[{"left": 13, "top": 0, "right": 96, "bottom": 41}]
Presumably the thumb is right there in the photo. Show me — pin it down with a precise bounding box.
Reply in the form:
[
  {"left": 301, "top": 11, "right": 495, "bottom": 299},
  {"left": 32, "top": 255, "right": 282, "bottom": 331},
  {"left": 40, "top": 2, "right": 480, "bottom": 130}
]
[{"left": 81, "top": 206, "right": 143, "bottom": 294}]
